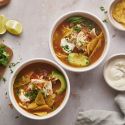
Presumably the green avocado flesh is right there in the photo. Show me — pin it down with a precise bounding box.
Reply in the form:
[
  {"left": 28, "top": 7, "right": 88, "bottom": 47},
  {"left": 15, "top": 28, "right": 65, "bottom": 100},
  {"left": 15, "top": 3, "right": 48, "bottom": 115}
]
[
  {"left": 52, "top": 70, "right": 67, "bottom": 94},
  {"left": 68, "top": 53, "right": 89, "bottom": 67}
]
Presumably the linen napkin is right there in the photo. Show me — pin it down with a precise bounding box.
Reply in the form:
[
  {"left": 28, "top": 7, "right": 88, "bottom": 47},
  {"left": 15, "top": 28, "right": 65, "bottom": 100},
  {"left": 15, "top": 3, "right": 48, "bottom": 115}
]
[{"left": 75, "top": 94, "right": 125, "bottom": 125}]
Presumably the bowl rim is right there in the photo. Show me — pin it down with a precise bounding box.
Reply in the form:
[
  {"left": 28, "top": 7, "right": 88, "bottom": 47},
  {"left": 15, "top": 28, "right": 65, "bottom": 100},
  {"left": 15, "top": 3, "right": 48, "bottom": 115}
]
[
  {"left": 108, "top": 0, "right": 125, "bottom": 31},
  {"left": 49, "top": 10, "right": 110, "bottom": 72},
  {"left": 103, "top": 53, "right": 125, "bottom": 91},
  {"left": 9, "top": 58, "right": 70, "bottom": 120}
]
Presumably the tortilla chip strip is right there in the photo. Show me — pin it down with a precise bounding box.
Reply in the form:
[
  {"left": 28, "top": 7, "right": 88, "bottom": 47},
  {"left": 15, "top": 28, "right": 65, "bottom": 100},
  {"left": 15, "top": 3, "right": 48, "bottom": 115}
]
[
  {"left": 89, "top": 38, "right": 103, "bottom": 59},
  {"left": 87, "top": 32, "right": 103, "bottom": 55}
]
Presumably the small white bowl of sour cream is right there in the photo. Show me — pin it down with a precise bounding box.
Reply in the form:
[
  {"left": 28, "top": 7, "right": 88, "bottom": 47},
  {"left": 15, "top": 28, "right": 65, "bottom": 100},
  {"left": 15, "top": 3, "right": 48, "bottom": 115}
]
[{"left": 104, "top": 54, "right": 125, "bottom": 91}]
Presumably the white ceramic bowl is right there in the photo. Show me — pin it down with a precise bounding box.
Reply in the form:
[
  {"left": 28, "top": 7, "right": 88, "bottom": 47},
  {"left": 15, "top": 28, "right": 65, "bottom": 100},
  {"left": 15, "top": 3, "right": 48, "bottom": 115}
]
[
  {"left": 49, "top": 11, "right": 110, "bottom": 72},
  {"left": 103, "top": 54, "right": 125, "bottom": 91},
  {"left": 108, "top": 0, "right": 125, "bottom": 31},
  {"left": 9, "top": 58, "right": 70, "bottom": 120}
]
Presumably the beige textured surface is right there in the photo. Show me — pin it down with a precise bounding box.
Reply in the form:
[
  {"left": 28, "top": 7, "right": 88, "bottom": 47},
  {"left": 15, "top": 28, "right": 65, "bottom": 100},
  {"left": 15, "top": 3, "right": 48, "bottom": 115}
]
[{"left": 0, "top": 0, "right": 125, "bottom": 125}]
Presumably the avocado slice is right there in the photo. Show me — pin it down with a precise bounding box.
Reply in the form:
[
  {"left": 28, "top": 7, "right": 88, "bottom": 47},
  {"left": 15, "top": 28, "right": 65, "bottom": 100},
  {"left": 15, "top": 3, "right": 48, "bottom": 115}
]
[
  {"left": 68, "top": 53, "right": 89, "bottom": 67},
  {"left": 52, "top": 70, "right": 67, "bottom": 94}
]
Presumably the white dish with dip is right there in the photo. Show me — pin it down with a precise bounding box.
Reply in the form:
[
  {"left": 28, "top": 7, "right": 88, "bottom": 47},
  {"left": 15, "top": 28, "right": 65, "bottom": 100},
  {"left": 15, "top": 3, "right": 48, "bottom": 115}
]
[
  {"left": 104, "top": 54, "right": 125, "bottom": 91},
  {"left": 108, "top": 0, "right": 125, "bottom": 31}
]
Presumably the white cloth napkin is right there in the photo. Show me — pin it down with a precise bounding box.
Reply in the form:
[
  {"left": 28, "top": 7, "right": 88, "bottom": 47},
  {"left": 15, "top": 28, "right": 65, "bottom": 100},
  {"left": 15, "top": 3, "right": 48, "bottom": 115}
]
[{"left": 75, "top": 94, "right": 125, "bottom": 125}]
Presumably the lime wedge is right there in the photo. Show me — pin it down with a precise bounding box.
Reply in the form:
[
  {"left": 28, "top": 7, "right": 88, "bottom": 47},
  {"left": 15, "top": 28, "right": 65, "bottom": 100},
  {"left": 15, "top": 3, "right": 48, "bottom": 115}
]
[
  {"left": 5, "top": 20, "right": 23, "bottom": 35},
  {"left": 0, "top": 15, "right": 7, "bottom": 35}
]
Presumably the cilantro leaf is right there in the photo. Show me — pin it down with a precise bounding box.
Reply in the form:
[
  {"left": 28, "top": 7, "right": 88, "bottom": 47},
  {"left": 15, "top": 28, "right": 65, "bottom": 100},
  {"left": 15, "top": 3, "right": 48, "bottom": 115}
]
[{"left": 0, "top": 45, "right": 9, "bottom": 66}]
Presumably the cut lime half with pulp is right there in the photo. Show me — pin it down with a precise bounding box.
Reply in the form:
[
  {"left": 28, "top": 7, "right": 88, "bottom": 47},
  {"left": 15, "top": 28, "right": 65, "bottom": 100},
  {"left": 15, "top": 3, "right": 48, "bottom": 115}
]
[
  {"left": 0, "top": 15, "right": 7, "bottom": 35},
  {"left": 5, "top": 20, "right": 23, "bottom": 35}
]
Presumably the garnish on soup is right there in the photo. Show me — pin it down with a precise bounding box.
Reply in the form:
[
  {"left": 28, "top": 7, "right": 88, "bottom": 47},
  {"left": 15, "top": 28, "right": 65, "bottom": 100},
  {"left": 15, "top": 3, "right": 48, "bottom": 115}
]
[
  {"left": 13, "top": 63, "right": 67, "bottom": 116},
  {"left": 53, "top": 16, "right": 105, "bottom": 67}
]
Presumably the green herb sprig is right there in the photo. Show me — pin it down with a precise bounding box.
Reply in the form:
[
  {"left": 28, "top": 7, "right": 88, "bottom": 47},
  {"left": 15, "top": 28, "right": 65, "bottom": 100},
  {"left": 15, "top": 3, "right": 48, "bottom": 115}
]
[
  {"left": 73, "top": 25, "right": 81, "bottom": 32},
  {"left": 103, "top": 19, "right": 108, "bottom": 23},
  {"left": 0, "top": 76, "right": 6, "bottom": 83},
  {"left": 100, "top": 6, "right": 107, "bottom": 14},
  {"left": 99, "top": 6, "right": 108, "bottom": 23},
  {"left": 9, "top": 62, "right": 20, "bottom": 73},
  {"left": 66, "top": 16, "right": 95, "bottom": 30},
  {"left": 25, "top": 90, "right": 38, "bottom": 101},
  {"left": 0, "top": 46, "right": 9, "bottom": 66}
]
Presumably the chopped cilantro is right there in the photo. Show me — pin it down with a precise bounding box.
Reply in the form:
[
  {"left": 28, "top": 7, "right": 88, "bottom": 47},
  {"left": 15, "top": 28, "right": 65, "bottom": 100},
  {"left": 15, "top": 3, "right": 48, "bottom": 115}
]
[
  {"left": 15, "top": 89, "right": 20, "bottom": 96},
  {"left": 73, "top": 25, "right": 81, "bottom": 32},
  {"left": 99, "top": 6, "right": 108, "bottom": 23},
  {"left": 9, "top": 62, "right": 20, "bottom": 67},
  {"left": 66, "top": 16, "right": 84, "bottom": 24},
  {"left": 9, "top": 68, "right": 13, "bottom": 74},
  {"left": 100, "top": 6, "right": 105, "bottom": 11},
  {"left": 103, "top": 19, "right": 108, "bottom": 23},
  {"left": 62, "top": 45, "right": 69, "bottom": 51},
  {"left": 62, "top": 45, "right": 72, "bottom": 53},
  {"left": 66, "top": 16, "right": 95, "bottom": 30},
  {"left": 0, "top": 45, "right": 9, "bottom": 66},
  {"left": 25, "top": 90, "right": 38, "bottom": 101},
  {"left": 0, "top": 77, "right": 6, "bottom": 83},
  {"left": 15, "top": 115, "right": 20, "bottom": 119},
  {"left": 100, "top": 6, "right": 107, "bottom": 14},
  {"left": 63, "top": 45, "right": 69, "bottom": 50},
  {"left": 9, "top": 62, "right": 20, "bottom": 74}
]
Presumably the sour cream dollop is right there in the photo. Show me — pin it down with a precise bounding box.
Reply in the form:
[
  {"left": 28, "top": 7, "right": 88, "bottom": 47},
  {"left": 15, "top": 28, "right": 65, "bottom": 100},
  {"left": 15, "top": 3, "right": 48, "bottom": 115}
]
[
  {"left": 19, "top": 89, "right": 30, "bottom": 102},
  {"left": 104, "top": 56, "right": 125, "bottom": 91}
]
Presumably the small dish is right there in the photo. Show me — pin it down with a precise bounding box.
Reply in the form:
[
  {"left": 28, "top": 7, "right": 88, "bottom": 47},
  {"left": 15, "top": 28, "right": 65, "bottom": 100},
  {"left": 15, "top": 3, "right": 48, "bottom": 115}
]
[
  {"left": 108, "top": 0, "right": 125, "bottom": 31},
  {"left": 104, "top": 54, "right": 125, "bottom": 91},
  {"left": 9, "top": 58, "right": 70, "bottom": 120}
]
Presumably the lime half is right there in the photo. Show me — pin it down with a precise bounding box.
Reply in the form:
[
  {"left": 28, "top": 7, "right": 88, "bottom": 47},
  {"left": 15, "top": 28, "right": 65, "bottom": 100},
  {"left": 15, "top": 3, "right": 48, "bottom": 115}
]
[
  {"left": 0, "top": 15, "right": 7, "bottom": 35},
  {"left": 5, "top": 20, "right": 23, "bottom": 35}
]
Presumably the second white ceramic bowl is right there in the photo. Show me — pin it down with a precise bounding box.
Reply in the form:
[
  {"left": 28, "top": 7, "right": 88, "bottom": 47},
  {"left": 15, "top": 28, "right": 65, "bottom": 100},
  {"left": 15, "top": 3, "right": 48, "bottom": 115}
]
[
  {"left": 9, "top": 58, "right": 70, "bottom": 120},
  {"left": 49, "top": 11, "right": 110, "bottom": 72},
  {"left": 103, "top": 54, "right": 125, "bottom": 91},
  {"left": 108, "top": 0, "right": 125, "bottom": 31}
]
